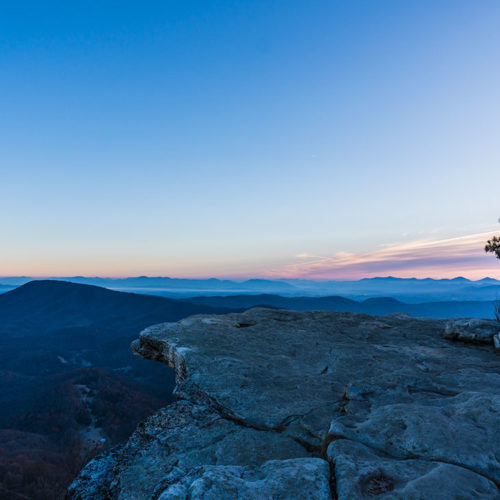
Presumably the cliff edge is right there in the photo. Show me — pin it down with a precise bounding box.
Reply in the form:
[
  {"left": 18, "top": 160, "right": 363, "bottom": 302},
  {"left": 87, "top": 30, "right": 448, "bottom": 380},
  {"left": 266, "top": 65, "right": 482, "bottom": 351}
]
[{"left": 68, "top": 308, "right": 500, "bottom": 499}]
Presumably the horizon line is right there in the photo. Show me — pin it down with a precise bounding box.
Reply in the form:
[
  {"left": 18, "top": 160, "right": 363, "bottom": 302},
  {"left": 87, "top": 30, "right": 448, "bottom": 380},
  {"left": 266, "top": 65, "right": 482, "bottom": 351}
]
[{"left": 1, "top": 274, "right": 498, "bottom": 283}]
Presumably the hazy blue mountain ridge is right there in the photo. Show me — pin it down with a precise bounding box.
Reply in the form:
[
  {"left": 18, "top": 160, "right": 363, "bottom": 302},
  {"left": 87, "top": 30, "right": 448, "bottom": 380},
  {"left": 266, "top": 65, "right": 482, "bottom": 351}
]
[
  {"left": 1, "top": 276, "right": 499, "bottom": 302},
  {"left": 181, "top": 294, "right": 497, "bottom": 319}
]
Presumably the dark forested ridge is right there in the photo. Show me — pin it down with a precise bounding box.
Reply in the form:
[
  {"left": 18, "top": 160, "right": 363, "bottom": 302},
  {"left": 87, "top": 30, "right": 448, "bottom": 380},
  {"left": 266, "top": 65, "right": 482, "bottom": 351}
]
[
  {"left": 0, "top": 280, "right": 226, "bottom": 337},
  {"left": 181, "top": 293, "right": 496, "bottom": 319},
  {"left": 0, "top": 281, "right": 231, "bottom": 500}
]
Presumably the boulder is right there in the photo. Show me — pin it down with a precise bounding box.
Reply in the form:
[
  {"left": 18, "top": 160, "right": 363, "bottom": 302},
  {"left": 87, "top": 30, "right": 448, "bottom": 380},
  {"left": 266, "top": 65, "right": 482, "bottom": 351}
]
[{"left": 444, "top": 318, "right": 500, "bottom": 347}]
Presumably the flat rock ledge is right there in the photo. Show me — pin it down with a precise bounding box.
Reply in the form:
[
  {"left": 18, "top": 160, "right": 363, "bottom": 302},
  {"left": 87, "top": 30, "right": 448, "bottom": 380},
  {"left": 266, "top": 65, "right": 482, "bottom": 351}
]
[{"left": 68, "top": 309, "right": 500, "bottom": 499}]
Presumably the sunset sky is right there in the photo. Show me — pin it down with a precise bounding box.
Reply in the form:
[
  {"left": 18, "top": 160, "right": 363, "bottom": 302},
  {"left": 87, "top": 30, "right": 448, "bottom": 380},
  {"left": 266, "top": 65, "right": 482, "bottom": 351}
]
[{"left": 1, "top": 1, "right": 500, "bottom": 279}]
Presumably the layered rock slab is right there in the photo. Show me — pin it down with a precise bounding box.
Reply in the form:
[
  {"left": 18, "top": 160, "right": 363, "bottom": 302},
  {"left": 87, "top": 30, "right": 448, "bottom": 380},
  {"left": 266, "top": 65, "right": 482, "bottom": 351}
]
[
  {"left": 155, "top": 459, "right": 331, "bottom": 499},
  {"left": 67, "top": 401, "right": 317, "bottom": 499},
  {"left": 69, "top": 309, "right": 500, "bottom": 499}
]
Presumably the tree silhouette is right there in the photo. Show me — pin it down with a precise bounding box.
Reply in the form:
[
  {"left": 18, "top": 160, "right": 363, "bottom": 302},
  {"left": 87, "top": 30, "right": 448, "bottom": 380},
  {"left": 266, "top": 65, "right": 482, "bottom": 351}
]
[
  {"left": 485, "top": 227, "right": 500, "bottom": 321},
  {"left": 485, "top": 235, "right": 500, "bottom": 259}
]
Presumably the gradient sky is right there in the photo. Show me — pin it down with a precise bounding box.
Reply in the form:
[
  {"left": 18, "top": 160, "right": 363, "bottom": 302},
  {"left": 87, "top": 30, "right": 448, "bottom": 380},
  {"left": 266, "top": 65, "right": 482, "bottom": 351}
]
[{"left": 1, "top": 1, "right": 500, "bottom": 279}]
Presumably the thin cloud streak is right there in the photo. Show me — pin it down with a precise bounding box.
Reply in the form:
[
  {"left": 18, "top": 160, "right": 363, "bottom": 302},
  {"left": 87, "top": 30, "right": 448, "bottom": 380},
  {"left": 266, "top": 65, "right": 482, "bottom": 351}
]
[{"left": 267, "top": 232, "right": 500, "bottom": 280}]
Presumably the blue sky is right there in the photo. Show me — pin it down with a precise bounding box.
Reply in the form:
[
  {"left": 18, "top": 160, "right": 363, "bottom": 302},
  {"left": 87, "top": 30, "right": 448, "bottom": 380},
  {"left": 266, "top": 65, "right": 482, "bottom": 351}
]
[{"left": 1, "top": 1, "right": 500, "bottom": 279}]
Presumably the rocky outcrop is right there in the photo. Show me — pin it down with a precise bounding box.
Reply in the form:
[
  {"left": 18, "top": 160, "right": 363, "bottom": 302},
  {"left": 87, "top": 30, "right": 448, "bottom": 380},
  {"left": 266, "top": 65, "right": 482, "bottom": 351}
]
[
  {"left": 68, "top": 309, "right": 500, "bottom": 499},
  {"left": 444, "top": 318, "right": 500, "bottom": 350}
]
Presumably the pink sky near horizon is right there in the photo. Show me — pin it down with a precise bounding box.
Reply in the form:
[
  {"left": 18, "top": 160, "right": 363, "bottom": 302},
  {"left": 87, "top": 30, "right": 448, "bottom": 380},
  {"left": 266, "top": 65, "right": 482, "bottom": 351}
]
[
  {"left": 2, "top": 231, "right": 499, "bottom": 282},
  {"left": 261, "top": 231, "right": 500, "bottom": 281}
]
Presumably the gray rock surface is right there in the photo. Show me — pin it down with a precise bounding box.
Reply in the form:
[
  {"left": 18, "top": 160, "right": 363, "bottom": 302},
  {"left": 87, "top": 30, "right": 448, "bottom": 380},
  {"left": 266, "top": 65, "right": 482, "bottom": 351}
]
[
  {"left": 156, "top": 459, "right": 331, "bottom": 500},
  {"left": 68, "top": 309, "right": 500, "bottom": 499},
  {"left": 444, "top": 318, "right": 500, "bottom": 348}
]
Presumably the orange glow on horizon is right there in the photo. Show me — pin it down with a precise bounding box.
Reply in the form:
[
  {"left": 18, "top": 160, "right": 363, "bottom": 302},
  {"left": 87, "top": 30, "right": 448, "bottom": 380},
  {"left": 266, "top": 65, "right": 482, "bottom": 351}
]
[{"left": 1, "top": 231, "right": 499, "bottom": 282}]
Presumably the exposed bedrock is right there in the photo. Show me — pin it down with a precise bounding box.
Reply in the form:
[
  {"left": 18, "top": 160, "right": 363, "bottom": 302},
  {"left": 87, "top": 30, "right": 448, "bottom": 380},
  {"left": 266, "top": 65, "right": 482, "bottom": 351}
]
[
  {"left": 444, "top": 318, "right": 500, "bottom": 350},
  {"left": 68, "top": 309, "right": 500, "bottom": 499}
]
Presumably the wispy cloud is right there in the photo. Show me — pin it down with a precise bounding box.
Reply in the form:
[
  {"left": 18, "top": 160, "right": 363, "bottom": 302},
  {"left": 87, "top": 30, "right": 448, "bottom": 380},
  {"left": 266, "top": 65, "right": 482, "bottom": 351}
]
[{"left": 267, "top": 231, "right": 500, "bottom": 280}]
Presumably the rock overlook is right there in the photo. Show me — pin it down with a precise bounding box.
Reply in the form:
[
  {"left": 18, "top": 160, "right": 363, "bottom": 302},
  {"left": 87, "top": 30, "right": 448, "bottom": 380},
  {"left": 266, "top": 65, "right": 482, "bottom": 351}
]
[{"left": 68, "top": 308, "right": 500, "bottom": 499}]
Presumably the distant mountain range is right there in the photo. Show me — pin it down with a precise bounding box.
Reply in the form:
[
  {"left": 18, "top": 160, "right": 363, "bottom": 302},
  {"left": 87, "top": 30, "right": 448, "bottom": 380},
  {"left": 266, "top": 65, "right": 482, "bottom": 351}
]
[
  {"left": 0, "top": 280, "right": 229, "bottom": 338},
  {"left": 182, "top": 293, "right": 497, "bottom": 319},
  {"left": 0, "top": 276, "right": 296, "bottom": 294},
  {"left": 1, "top": 275, "right": 500, "bottom": 302}
]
